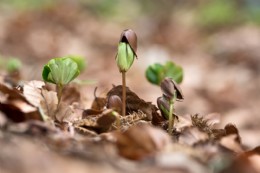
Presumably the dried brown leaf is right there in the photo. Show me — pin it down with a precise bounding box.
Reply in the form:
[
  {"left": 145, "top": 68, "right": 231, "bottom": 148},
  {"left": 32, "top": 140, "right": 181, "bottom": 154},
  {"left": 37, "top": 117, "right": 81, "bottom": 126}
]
[
  {"left": 91, "top": 87, "right": 106, "bottom": 111},
  {"left": 220, "top": 134, "right": 244, "bottom": 153},
  {"left": 61, "top": 85, "right": 81, "bottom": 105},
  {"left": 107, "top": 85, "right": 156, "bottom": 120},
  {"left": 23, "top": 80, "right": 45, "bottom": 107},
  {"left": 116, "top": 123, "right": 170, "bottom": 160},
  {"left": 0, "top": 111, "right": 7, "bottom": 128},
  {"left": 178, "top": 127, "right": 208, "bottom": 146},
  {"left": 97, "top": 109, "right": 116, "bottom": 129},
  {"left": 39, "top": 89, "right": 58, "bottom": 119}
]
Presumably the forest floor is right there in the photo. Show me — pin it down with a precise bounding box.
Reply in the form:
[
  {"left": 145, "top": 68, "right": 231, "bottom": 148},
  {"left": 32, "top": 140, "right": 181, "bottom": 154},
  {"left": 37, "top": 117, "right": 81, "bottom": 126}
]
[{"left": 0, "top": 3, "right": 260, "bottom": 173}]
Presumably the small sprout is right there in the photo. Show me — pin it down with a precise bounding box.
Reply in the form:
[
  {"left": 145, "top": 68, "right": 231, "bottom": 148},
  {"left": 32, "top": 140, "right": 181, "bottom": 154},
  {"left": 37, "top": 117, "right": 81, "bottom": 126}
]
[
  {"left": 115, "top": 29, "right": 137, "bottom": 116},
  {"left": 158, "top": 77, "right": 184, "bottom": 134},
  {"left": 160, "top": 77, "right": 184, "bottom": 101},
  {"left": 157, "top": 96, "right": 172, "bottom": 120},
  {"left": 7, "top": 58, "right": 22, "bottom": 73},
  {"left": 116, "top": 29, "right": 137, "bottom": 72},
  {"left": 146, "top": 61, "right": 183, "bottom": 85},
  {"left": 42, "top": 57, "right": 80, "bottom": 104}
]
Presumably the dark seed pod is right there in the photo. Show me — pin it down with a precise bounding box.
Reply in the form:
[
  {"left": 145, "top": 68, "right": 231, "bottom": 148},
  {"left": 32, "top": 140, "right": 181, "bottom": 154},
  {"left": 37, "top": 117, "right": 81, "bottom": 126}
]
[
  {"left": 119, "top": 29, "right": 137, "bottom": 57},
  {"left": 107, "top": 95, "right": 122, "bottom": 114},
  {"left": 160, "top": 77, "right": 184, "bottom": 101},
  {"left": 157, "top": 96, "right": 170, "bottom": 120}
]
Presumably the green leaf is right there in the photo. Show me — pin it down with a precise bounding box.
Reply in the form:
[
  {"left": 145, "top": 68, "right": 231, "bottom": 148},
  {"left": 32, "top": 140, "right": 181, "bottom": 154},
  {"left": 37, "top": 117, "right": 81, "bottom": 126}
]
[
  {"left": 164, "top": 61, "right": 183, "bottom": 84},
  {"left": 116, "top": 42, "right": 135, "bottom": 72},
  {"left": 64, "top": 55, "right": 86, "bottom": 72},
  {"left": 145, "top": 63, "right": 164, "bottom": 85},
  {"left": 7, "top": 58, "right": 22, "bottom": 72},
  {"left": 42, "top": 57, "right": 80, "bottom": 85},
  {"left": 145, "top": 61, "right": 184, "bottom": 85}
]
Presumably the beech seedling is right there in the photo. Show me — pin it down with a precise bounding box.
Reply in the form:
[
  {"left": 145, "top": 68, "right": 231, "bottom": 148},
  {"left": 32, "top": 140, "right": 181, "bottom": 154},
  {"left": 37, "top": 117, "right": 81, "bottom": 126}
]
[
  {"left": 42, "top": 57, "right": 80, "bottom": 104},
  {"left": 157, "top": 77, "right": 184, "bottom": 134},
  {"left": 146, "top": 61, "right": 183, "bottom": 85},
  {"left": 115, "top": 29, "right": 137, "bottom": 116}
]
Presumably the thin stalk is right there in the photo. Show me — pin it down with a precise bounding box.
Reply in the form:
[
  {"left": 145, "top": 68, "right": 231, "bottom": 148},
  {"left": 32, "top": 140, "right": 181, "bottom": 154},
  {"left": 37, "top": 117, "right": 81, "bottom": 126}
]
[
  {"left": 57, "top": 84, "right": 64, "bottom": 106},
  {"left": 168, "top": 100, "right": 174, "bottom": 134},
  {"left": 168, "top": 93, "right": 176, "bottom": 135},
  {"left": 122, "top": 72, "right": 126, "bottom": 116}
]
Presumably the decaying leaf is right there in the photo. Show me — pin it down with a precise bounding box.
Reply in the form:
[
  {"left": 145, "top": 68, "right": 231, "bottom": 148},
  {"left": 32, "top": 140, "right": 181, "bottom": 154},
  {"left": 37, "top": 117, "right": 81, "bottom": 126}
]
[
  {"left": 178, "top": 127, "right": 208, "bottom": 146},
  {"left": 91, "top": 87, "right": 106, "bottom": 111},
  {"left": 116, "top": 123, "right": 171, "bottom": 160},
  {"left": 61, "top": 85, "right": 81, "bottom": 105},
  {"left": 0, "top": 82, "right": 41, "bottom": 122},
  {"left": 39, "top": 89, "right": 58, "bottom": 119},
  {"left": 23, "top": 80, "right": 58, "bottom": 120},
  {"left": 107, "top": 85, "right": 156, "bottom": 120},
  {"left": 219, "top": 134, "right": 244, "bottom": 153},
  {"left": 0, "top": 111, "right": 7, "bottom": 128},
  {"left": 23, "top": 80, "right": 45, "bottom": 107}
]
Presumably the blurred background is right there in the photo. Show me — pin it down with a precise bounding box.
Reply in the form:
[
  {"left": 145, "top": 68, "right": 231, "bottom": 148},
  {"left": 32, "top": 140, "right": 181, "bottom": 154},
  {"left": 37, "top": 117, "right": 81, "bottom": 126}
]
[{"left": 0, "top": 0, "right": 260, "bottom": 147}]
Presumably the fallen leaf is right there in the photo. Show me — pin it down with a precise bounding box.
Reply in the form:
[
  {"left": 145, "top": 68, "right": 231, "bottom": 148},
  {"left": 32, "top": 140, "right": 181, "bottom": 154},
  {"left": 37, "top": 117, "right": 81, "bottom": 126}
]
[
  {"left": 178, "top": 127, "right": 208, "bottom": 146},
  {"left": 23, "top": 80, "right": 45, "bottom": 107},
  {"left": 39, "top": 89, "right": 58, "bottom": 119},
  {"left": 220, "top": 134, "right": 244, "bottom": 153},
  {"left": 116, "top": 123, "right": 171, "bottom": 160},
  {"left": 107, "top": 85, "right": 156, "bottom": 120},
  {"left": 61, "top": 85, "right": 81, "bottom": 105}
]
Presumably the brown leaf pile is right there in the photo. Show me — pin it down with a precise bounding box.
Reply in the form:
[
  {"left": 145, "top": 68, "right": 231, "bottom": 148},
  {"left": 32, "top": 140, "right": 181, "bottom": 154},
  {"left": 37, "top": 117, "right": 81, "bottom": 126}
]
[{"left": 0, "top": 80, "right": 259, "bottom": 173}]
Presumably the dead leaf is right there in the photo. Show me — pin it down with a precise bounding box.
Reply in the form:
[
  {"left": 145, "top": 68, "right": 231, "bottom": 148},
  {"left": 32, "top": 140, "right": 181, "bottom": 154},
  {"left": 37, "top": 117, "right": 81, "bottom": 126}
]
[
  {"left": 23, "top": 80, "right": 59, "bottom": 120},
  {"left": 0, "top": 111, "right": 7, "bottom": 128},
  {"left": 116, "top": 123, "right": 171, "bottom": 160},
  {"left": 61, "top": 85, "right": 81, "bottom": 105},
  {"left": 178, "top": 127, "right": 208, "bottom": 146},
  {"left": 91, "top": 87, "right": 106, "bottom": 111},
  {"left": 23, "top": 80, "right": 45, "bottom": 107},
  {"left": 107, "top": 85, "right": 156, "bottom": 120},
  {"left": 220, "top": 134, "right": 244, "bottom": 153},
  {"left": 0, "top": 82, "right": 41, "bottom": 122},
  {"left": 39, "top": 89, "right": 58, "bottom": 119}
]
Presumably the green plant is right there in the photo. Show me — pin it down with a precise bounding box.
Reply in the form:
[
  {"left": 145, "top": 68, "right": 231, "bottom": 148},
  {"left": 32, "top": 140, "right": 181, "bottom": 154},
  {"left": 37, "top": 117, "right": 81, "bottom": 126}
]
[
  {"left": 64, "top": 55, "right": 86, "bottom": 72},
  {"left": 146, "top": 61, "right": 183, "bottom": 85},
  {"left": 115, "top": 29, "right": 137, "bottom": 116},
  {"left": 42, "top": 57, "right": 80, "bottom": 104},
  {"left": 7, "top": 58, "right": 22, "bottom": 73},
  {"left": 157, "top": 77, "right": 184, "bottom": 134}
]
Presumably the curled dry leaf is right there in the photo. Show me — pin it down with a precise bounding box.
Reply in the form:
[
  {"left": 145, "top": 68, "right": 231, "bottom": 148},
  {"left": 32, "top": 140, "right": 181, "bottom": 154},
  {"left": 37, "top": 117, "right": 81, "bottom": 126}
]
[
  {"left": 39, "top": 89, "right": 58, "bottom": 120},
  {"left": 0, "top": 82, "right": 41, "bottom": 122},
  {"left": 23, "top": 80, "right": 45, "bottom": 107},
  {"left": 107, "top": 85, "right": 156, "bottom": 120},
  {"left": 23, "top": 80, "right": 58, "bottom": 120},
  {"left": 91, "top": 87, "right": 106, "bottom": 111},
  {"left": 61, "top": 85, "right": 81, "bottom": 105},
  {"left": 219, "top": 134, "right": 244, "bottom": 153},
  {"left": 116, "top": 123, "right": 171, "bottom": 160},
  {"left": 178, "top": 127, "right": 208, "bottom": 146}
]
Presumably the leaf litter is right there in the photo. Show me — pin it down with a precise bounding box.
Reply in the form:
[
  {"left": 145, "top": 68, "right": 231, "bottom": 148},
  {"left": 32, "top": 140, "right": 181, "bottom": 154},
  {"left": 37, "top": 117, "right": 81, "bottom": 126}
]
[{"left": 1, "top": 78, "right": 260, "bottom": 173}]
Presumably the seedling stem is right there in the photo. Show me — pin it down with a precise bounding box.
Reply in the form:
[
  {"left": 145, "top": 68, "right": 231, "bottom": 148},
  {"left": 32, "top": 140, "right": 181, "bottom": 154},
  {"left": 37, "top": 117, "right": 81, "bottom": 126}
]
[{"left": 122, "top": 72, "right": 126, "bottom": 116}]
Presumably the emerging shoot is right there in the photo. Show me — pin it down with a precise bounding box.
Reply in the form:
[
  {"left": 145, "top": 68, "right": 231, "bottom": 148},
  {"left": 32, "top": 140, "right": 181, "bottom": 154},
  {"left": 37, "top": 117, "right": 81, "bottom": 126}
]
[
  {"left": 42, "top": 57, "right": 80, "bottom": 104},
  {"left": 116, "top": 29, "right": 137, "bottom": 116},
  {"left": 158, "top": 77, "right": 184, "bottom": 134}
]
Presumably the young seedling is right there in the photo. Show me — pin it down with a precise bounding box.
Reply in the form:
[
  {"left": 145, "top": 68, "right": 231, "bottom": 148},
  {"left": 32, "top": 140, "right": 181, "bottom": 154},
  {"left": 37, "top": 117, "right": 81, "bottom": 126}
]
[
  {"left": 158, "top": 77, "right": 184, "bottom": 134},
  {"left": 146, "top": 61, "right": 183, "bottom": 85},
  {"left": 115, "top": 29, "right": 137, "bottom": 116},
  {"left": 42, "top": 57, "right": 80, "bottom": 104}
]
